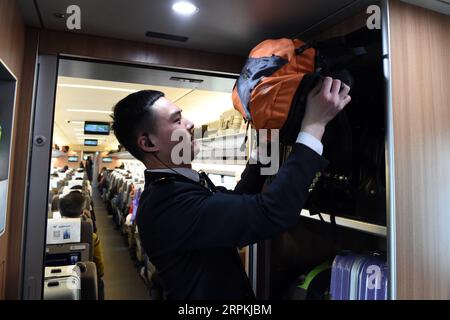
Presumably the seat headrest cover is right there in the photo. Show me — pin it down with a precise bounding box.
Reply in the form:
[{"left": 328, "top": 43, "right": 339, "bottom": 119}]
[
  {"left": 61, "top": 188, "right": 83, "bottom": 197},
  {"left": 51, "top": 211, "right": 62, "bottom": 219},
  {"left": 46, "top": 218, "right": 81, "bottom": 244},
  {"left": 68, "top": 180, "right": 83, "bottom": 188}
]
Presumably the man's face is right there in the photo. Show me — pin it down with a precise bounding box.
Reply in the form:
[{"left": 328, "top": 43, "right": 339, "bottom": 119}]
[{"left": 146, "top": 97, "right": 199, "bottom": 165}]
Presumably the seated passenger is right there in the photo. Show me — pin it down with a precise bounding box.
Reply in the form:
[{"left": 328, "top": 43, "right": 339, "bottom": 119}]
[
  {"left": 67, "top": 186, "right": 98, "bottom": 233},
  {"left": 59, "top": 191, "right": 105, "bottom": 280}
]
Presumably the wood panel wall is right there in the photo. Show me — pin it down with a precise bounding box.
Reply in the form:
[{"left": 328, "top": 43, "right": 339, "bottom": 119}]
[
  {"left": 0, "top": 0, "right": 26, "bottom": 77},
  {"left": 389, "top": 0, "right": 450, "bottom": 299},
  {"left": 4, "top": 28, "right": 39, "bottom": 300},
  {"left": 38, "top": 29, "right": 245, "bottom": 74},
  {"left": 0, "top": 0, "right": 26, "bottom": 300}
]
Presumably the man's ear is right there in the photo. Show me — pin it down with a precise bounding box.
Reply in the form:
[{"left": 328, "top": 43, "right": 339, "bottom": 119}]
[{"left": 137, "top": 134, "right": 159, "bottom": 154}]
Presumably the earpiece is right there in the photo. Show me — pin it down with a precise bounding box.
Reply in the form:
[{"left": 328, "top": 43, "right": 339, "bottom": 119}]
[{"left": 143, "top": 133, "right": 154, "bottom": 148}]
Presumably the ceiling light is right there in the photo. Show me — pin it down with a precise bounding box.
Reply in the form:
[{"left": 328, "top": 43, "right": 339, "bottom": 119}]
[
  {"left": 172, "top": 1, "right": 198, "bottom": 15},
  {"left": 58, "top": 84, "right": 137, "bottom": 93},
  {"left": 67, "top": 108, "right": 113, "bottom": 114}
]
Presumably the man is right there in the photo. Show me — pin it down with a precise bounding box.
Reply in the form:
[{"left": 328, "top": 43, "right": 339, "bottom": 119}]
[{"left": 111, "top": 77, "right": 351, "bottom": 299}]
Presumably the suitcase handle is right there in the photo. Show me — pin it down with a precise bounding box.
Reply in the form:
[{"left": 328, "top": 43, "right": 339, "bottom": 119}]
[
  {"left": 76, "top": 262, "right": 87, "bottom": 272},
  {"left": 47, "top": 281, "right": 60, "bottom": 287}
]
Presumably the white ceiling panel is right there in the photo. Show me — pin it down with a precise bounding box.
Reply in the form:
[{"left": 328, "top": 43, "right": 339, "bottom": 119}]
[
  {"left": 53, "top": 76, "right": 235, "bottom": 151},
  {"left": 176, "top": 90, "right": 234, "bottom": 126}
]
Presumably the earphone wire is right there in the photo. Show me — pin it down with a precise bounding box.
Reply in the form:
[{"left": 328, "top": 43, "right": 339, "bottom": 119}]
[
  {"left": 144, "top": 132, "right": 202, "bottom": 184},
  {"left": 151, "top": 154, "right": 197, "bottom": 182}
]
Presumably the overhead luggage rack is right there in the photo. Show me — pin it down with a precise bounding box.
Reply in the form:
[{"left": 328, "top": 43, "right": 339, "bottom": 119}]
[
  {"left": 299, "top": 209, "right": 387, "bottom": 237},
  {"left": 195, "top": 132, "right": 246, "bottom": 142}
]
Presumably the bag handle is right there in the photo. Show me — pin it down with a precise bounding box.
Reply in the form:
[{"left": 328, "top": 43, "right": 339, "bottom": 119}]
[
  {"left": 240, "top": 121, "right": 251, "bottom": 152},
  {"left": 295, "top": 43, "right": 313, "bottom": 55}
]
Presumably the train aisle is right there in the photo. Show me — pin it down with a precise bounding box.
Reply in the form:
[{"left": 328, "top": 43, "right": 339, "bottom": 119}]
[{"left": 92, "top": 188, "right": 150, "bottom": 300}]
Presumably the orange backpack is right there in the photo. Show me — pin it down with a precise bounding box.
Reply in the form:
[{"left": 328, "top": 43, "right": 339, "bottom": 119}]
[{"left": 232, "top": 33, "right": 368, "bottom": 144}]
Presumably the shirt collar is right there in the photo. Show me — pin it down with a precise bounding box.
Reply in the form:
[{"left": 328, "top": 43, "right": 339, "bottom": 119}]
[{"left": 145, "top": 168, "right": 200, "bottom": 183}]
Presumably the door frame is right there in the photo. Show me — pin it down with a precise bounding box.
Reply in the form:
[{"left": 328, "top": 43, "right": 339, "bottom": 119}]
[
  {"left": 21, "top": 54, "right": 59, "bottom": 299},
  {"left": 21, "top": 54, "right": 243, "bottom": 299}
]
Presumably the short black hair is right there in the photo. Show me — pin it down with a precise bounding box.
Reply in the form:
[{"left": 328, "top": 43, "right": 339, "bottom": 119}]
[
  {"left": 111, "top": 90, "right": 165, "bottom": 161},
  {"left": 59, "top": 191, "right": 87, "bottom": 218}
]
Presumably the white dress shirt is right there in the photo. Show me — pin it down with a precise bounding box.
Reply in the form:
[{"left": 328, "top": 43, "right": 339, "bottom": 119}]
[{"left": 296, "top": 131, "right": 323, "bottom": 156}]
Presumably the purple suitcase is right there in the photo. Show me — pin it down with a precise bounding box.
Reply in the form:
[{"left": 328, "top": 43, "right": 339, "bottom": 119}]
[
  {"left": 340, "top": 254, "right": 358, "bottom": 300},
  {"left": 331, "top": 253, "right": 358, "bottom": 300},
  {"left": 349, "top": 256, "right": 367, "bottom": 300},
  {"left": 330, "top": 254, "right": 345, "bottom": 300},
  {"left": 357, "top": 255, "right": 388, "bottom": 300}
]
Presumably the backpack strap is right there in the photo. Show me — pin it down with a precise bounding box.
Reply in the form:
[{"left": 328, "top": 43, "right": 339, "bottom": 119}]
[
  {"left": 296, "top": 39, "right": 366, "bottom": 60},
  {"left": 308, "top": 199, "right": 342, "bottom": 254},
  {"left": 295, "top": 43, "right": 313, "bottom": 55},
  {"left": 313, "top": 28, "right": 380, "bottom": 73},
  {"left": 317, "top": 28, "right": 379, "bottom": 48},
  {"left": 240, "top": 121, "right": 251, "bottom": 152},
  {"left": 295, "top": 28, "right": 371, "bottom": 61}
]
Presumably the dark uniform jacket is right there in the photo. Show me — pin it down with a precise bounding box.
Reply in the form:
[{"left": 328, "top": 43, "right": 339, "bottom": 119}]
[{"left": 136, "top": 143, "right": 328, "bottom": 299}]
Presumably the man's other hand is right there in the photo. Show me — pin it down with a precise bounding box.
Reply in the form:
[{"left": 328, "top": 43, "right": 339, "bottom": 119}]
[{"left": 301, "top": 77, "right": 351, "bottom": 141}]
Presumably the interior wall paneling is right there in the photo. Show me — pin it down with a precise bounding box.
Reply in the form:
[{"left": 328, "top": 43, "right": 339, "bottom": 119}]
[
  {"left": 0, "top": 0, "right": 27, "bottom": 300},
  {"left": 38, "top": 29, "right": 246, "bottom": 75},
  {"left": 0, "top": 0, "right": 26, "bottom": 77},
  {"left": 389, "top": 0, "right": 450, "bottom": 300},
  {"left": 4, "top": 28, "right": 40, "bottom": 300}
]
